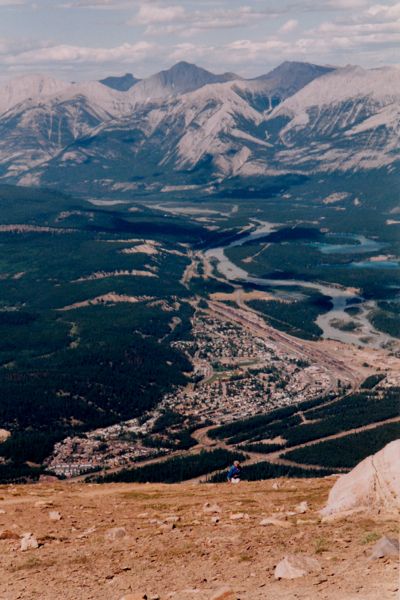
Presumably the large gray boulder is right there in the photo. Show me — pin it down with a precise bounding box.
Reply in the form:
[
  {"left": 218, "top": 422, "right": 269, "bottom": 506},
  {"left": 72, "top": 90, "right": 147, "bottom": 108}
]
[{"left": 321, "top": 440, "right": 400, "bottom": 518}]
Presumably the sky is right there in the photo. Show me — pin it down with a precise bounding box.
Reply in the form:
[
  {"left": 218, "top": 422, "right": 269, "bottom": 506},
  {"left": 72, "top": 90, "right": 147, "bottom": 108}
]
[{"left": 0, "top": 0, "right": 399, "bottom": 83}]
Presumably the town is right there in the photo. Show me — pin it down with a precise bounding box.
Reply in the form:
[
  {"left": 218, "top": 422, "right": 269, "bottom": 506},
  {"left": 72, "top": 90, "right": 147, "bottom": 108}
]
[{"left": 46, "top": 306, "right": 338, "bottom": 478}]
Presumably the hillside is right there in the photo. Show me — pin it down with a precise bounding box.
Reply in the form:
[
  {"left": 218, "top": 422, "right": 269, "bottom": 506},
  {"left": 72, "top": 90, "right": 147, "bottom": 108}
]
[{"left": 0, "top": 478, "right": 398, "bottom": 600}]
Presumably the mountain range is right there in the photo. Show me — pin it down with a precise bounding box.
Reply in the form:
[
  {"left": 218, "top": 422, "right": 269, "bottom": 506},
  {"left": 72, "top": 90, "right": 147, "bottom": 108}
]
[{"left": 0, "top": 60, "right": 398, "bottom": 195}]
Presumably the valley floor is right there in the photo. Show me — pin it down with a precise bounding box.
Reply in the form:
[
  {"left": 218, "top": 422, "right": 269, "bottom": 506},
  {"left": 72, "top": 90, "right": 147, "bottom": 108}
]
[{"left": 0, "top": 480, "right": 398, "bottom": 600}]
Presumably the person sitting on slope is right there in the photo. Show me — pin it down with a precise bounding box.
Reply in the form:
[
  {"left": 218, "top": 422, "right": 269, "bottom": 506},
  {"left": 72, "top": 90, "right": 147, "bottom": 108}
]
[{"left": 227, "top": 460, "right": 241, "bottom": 484}]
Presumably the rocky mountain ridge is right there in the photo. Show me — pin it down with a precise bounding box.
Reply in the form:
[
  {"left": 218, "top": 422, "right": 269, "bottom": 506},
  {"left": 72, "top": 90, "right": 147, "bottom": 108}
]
[{"left": 0, "top": 61, "right": 399, "bottom": 193}]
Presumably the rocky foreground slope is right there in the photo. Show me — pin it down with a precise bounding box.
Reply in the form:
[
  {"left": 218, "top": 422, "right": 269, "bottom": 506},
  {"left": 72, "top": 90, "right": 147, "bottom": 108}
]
[{"left": 0, "top": 470, "right": 398, "bottom": 600}]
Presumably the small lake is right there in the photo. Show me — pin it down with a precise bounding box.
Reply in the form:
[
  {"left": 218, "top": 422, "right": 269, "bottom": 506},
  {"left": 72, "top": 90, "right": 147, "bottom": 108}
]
[
  {"left": 351, "top": 260, "right": 400, "bottom": 270},
  {"left": 308, "top": 234, "right": 384, "bottom": 255}
]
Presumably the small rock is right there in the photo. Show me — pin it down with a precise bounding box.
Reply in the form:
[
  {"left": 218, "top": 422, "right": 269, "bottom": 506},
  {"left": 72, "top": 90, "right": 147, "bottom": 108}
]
[
  {"left": 137, "top": 512, "right": 149, "bottom": 518},
  {"left": 275, "top": 554, "right": 321, "bottom": 579},
  {"left": 160, "top": 523, "right": 176, "bottom": 531},
  {"left": 260, "top": 517, "right": 292, "bottom": 529},
  {"left": 296, "top": 518, "right": 319, "bottom": 525},
  {"left": 0, "top": 509, "right": 6, "bottom": 514},
  {"left": 34, "top": 500, "right": 53, "bottom": 508},
  {"left": 210, "top": 586, "right": 236, "bottom": 600},
  {"left": 272, "top": 482, "right": 280, "bottom": 490},
  {"left": 165, "top": 516, "right": 180, "bottom": 523},
  {"left": 49, "top": 511, "right": 62, "bottom": 521},
  {"left": 203, "top": 503, "right": 222, "bottom": 514},
  {"left": 105, "top": 527, "right": 127, "bottom": 541},
  {"left": 211, "top": 516, "right": 220, "bottom": 524},
  {"left": 119, "top": 595, "right": 147, "bottom": 600},
  {"left": 77, "top": 526, "right": 96, "bottom": 539},
  {"left": 0, "top": 529, "right": 19, "bottom": 540},
  {"left": 230, "top": 513, "right": 248, "bottom": 520},
  {"left": 295, "top": 501, "right": 308, "bottom": 514},
  {"left": 20, "top": 533, "right": 39, "bottom": 552},
  {"left": 370, "top": 536, "right": 399, "bottom": 559}
]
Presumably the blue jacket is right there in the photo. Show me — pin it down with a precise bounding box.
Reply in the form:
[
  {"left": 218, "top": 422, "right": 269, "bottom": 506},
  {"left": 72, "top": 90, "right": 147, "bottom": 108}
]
[{"left": 227, "top": 465, "right": 240, "bottom": 480}]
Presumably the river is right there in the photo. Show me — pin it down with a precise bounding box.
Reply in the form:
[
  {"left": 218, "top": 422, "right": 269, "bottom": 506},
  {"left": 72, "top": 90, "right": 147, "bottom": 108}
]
[{"left": 206, "top": 221, "right": 397, "bottom": 349}]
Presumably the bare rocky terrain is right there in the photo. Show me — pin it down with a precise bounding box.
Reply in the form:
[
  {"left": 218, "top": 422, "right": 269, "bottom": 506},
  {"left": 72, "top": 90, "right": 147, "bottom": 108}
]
[{"left": 0, "top": 478, "right": 398, "bottom": 600}]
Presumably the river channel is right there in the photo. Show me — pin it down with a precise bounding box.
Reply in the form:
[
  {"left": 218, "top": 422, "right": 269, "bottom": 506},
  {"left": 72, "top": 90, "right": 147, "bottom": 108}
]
[{"left": 206, "top": 221, "right": 397, "bottom": 349}]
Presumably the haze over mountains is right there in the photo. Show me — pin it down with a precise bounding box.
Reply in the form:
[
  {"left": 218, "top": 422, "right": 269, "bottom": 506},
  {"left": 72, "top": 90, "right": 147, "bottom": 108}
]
[{"left": 0, "top": 60, "right": 399, "bottom": 195}]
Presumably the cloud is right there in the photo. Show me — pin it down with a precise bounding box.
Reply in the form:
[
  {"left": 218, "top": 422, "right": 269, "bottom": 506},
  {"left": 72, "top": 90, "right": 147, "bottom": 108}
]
[
  {"left": 136, "top": 4, "right": 185, "bottom": 24},
  {"left": 367, "top": 2, "right": 400, "bottom": 20},
  {"left": 129, "top": 4, "right": 280, "bottom": 35},
  {"left": 0, "top": 37, "right": 43, "bottom": 56},
  {"left": 322, "top": 0, "right": 369, "bottom": 7},
  {"left": 0, "top": 0, "right": 27, "bottom": 5},
  {"left": 4, "top": 41, "right": 155, "bottom": 65},
  {"left": 304, "top": 0, "right": 370, "bottom": 9},
  {"left": 62, "top": 0, "right": 134, "bottom": 9},
  {"left": 192, "top": 0, "right": 400, "bottom": 69},
  {"left": 280, "top": 19, "right": 298, "bottom": 33}
]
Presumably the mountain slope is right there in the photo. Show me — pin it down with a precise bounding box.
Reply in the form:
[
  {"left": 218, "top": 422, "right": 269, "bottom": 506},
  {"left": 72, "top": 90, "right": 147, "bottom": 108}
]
[
  {"left": 0, "top": 74, "right": 70, "bottom": 117},
  {"left": 127, "top": 61, "right": 240, "bottom": 104},
  {"left": 0, "top": 81, "right": 135, "bottom": 183},
  {"left": 99, "top": 73, "right": 140, "bottom": 91},
  {"left": 22, "top": 79, "right": 274, "bottom": 191},
  {"left": 0, "top": 62, "right": 398, "bottom": 191},
  {"left": 0, "top": 479, "right": 396, "bottom": 600},
  {"left": 253, "top": 61, "right": 335, "bottom": 104},
  {"left": 264, "top": 65, "right": 400, "bottom": 171}
]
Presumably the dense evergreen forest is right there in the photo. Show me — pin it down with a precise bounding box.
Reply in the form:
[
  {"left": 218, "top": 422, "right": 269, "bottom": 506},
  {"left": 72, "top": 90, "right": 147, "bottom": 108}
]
[
  {"left": 0, "top": 176, "right": 399, "bottom": 484},
  {"left": 95, "top": 449, "right": 246, "bottom": 484},
  {"left": 285, "top": 423, "right": 400, "bottom": 468}
]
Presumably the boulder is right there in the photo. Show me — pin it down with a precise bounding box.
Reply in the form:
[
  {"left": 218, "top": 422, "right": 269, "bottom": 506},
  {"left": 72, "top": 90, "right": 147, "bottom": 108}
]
[
  {"left": 20, "top": 533, "right": 39, "bottom": 552},
  {"left": 321, "top": 440, "right": 400, "bottom": 518},
  {"left": 105, "top": 527, "right": 127, "bottom": 540},
  {"left": 370, "top": 536, "right": 399, "bottom": 559},
  {"left": 275, "top": 554, "right": 321, "bottom": 579}
]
